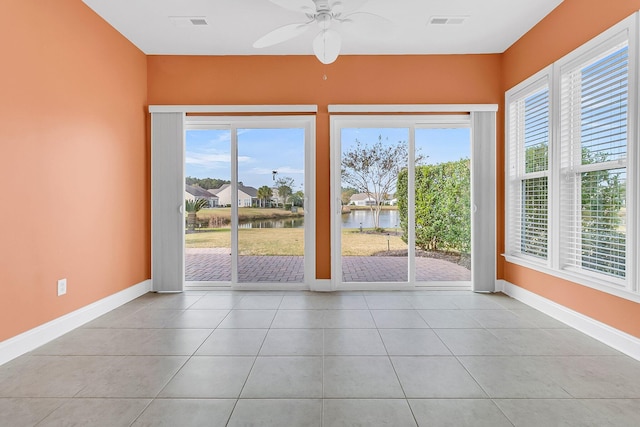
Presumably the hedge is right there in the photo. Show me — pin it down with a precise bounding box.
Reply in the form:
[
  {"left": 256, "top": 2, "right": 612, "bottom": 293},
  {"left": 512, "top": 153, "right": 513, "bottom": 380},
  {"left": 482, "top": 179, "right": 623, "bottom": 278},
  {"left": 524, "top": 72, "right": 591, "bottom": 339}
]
[{"left": 397, "top": 159, "right": 470, "bottom": 253}]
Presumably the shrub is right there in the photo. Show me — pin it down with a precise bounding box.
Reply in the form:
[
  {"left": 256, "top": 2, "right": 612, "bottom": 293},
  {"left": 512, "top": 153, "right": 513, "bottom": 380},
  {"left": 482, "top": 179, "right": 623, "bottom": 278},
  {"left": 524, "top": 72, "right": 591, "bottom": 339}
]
[{"left": 397, "top": 159, "right": 470, "bottom": 253}]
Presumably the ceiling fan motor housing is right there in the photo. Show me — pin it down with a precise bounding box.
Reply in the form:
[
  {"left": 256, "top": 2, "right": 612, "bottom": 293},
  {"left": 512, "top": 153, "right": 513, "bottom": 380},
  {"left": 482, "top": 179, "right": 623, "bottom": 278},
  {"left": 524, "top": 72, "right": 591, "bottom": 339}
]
[{"left": 314, "top": 0, "right": 332, "bottom": 12}]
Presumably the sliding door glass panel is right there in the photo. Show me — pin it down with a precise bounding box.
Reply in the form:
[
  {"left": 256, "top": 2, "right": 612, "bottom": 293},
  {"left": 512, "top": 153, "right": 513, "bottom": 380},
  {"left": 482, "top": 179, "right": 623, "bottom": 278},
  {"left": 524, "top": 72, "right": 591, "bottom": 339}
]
[
  {"left": 414, "top": 128, "right": 471, "bottom": 282},
  {"left": 341, "top": 128, "right": 409, "bottom": 283},
  {"left": 237, "top": 128, "right": 305, "bottom": 283},
  {"left": 184, "top": 129, "right": 232, "bottom": 282}
]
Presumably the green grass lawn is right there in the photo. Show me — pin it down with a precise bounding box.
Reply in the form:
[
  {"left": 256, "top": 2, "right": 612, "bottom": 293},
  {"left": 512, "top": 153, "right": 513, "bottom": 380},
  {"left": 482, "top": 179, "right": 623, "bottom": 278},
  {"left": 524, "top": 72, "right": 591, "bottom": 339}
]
[
  {"left": 185, "top": 228, "right": 407, "bottom": 256},
  {"left": 341, "top": 229, "right": 407, "bottom": 256}
]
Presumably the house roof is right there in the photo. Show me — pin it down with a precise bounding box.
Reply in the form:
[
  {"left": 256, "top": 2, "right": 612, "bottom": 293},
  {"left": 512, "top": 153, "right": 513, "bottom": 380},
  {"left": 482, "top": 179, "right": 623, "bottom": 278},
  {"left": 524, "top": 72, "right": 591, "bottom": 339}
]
[
  {"left": 208, "top": 185, "right": 225, "bottom": 195},
  {"left": 350, "top": 193, "right": 378, "bottom": 202},
  {"left": 240, "top": 184, "right": 258, "bottom": 198},
  {"left": 186, "top": 184, "right": 218, "bottom": 199}
]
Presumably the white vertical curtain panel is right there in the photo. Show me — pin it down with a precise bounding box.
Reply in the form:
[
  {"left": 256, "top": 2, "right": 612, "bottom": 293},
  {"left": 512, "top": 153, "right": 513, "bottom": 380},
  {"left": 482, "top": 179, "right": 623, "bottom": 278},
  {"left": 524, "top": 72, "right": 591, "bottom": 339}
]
[
  {"left": 471, "top": 111, "right": 497, "bottom": 292},
  {"left": 151, "top": 112, "right": 185, "bottom": 292}
]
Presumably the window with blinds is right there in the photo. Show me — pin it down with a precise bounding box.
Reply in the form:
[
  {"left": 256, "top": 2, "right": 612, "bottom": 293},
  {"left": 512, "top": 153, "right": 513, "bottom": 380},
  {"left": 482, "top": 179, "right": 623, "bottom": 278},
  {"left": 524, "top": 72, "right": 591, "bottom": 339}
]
[
  {"left": 505, "top": 13, "right": 638, "bottom": 299},
  {"left": 560, "top": 42, "right": 628, "bottom": 282},
  {"left": 507, "top": 82, "right": 550, "bottom": 261}
]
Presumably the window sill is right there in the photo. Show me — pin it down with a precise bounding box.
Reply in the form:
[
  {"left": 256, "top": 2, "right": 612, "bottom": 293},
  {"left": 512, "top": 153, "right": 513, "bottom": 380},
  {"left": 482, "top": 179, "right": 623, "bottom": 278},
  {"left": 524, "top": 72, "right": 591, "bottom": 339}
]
[{"left": 502, "top": 254, "right": 640, "bottom": 303}]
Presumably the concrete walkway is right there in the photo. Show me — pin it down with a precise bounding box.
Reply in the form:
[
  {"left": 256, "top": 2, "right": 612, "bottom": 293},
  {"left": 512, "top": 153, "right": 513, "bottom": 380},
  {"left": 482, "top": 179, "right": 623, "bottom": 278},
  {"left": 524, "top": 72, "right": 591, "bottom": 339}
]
[{"left": 186, "top": 248, "right": 470, "bottom": 282}]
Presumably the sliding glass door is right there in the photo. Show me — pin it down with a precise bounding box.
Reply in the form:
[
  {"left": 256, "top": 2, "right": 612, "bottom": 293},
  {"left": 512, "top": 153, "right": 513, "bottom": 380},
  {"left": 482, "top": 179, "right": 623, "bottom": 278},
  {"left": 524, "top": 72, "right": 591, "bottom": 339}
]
[
  {"left": 184, "top": 128, "right": 232, "bottom": 282},
  {"left": 184, "top": 116, "right": 314, "bottom": 288},
  {"left": 339, "top": 127, "right": 410, "bottom": 283},
  {"left": 237, "top": 128, "right": 306, "bottom": 283},
  {"left": 414, "top": 128, "right": 471, "bottom": 284},
  {"left": 332, "top": 116, "right": 472, "bottom": 289}
]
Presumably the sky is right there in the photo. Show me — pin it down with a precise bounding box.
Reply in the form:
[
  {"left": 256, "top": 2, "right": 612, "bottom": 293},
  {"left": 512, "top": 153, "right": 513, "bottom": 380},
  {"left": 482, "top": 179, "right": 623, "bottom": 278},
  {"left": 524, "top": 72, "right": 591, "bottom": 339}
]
[
  {"left": 186, "top": 128, "right": 305, "bottom": 190},
  {"left": 341, "top": 127, "right": 471, "bottom": 165},
  {"left": 185, "top": 126, "right": 470, "bottom": 190}
]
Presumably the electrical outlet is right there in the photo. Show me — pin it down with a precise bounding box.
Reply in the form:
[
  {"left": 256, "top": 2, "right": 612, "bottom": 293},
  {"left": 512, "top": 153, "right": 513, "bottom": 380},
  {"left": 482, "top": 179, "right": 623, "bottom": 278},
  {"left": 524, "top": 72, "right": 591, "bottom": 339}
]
[{"left": 57, "top": 278, "right": 67, "bottom": 296}]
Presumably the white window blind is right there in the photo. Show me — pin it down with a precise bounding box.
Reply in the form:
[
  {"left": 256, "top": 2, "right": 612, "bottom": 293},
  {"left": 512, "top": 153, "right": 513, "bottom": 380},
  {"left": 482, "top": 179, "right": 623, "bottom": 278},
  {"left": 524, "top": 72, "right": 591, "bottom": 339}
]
[
  {"left": 559, "top": 41, "right": 628, "bottom": 283},
  {"left": 507, "top": 83, "right": 550, "bottom": 261}
]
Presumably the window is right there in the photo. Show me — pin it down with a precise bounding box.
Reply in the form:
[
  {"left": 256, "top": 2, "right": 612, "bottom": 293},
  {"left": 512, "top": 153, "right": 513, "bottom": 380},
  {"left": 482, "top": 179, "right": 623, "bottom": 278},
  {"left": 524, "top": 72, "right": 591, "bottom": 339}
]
[
  {"left": 506, "top": 76, "right": 551, "bottom": 262},
  {"left": 560, "top": 41, "right": 629, "bottom": 283},
  {"left": 505, "top": 14, "right": 638, "bottom": 298}
]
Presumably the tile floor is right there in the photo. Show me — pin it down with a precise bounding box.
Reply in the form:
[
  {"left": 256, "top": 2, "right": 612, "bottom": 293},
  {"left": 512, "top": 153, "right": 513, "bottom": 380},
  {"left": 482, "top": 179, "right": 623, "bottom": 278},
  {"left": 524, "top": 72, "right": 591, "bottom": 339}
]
[{"left": 2, "top": 291, "right": 640, "bottom": 426}]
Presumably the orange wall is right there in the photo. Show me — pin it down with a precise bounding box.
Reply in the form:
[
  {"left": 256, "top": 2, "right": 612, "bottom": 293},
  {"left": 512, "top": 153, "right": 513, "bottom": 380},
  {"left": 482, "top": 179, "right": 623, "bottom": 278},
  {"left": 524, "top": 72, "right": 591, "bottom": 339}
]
[
  {"left": 147, "top": 54, "right": 503, "bottom": 278},
  {"left": 0, "top": 0, "right": 148, "bottom": 341},
  {"left": 501, "top": 0, "right": 640, "bottom": 338}
]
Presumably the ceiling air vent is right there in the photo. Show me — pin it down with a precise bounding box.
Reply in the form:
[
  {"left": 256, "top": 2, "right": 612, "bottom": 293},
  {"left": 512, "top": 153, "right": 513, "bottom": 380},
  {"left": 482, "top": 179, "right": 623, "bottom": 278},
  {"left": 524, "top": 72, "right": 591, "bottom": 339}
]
[
  {"left": 428, "top": 16, "right": 469, "bottom": 25},
  {"left": 190, "top": 18, "right": 208, "bottom": 26},
  {"left": 169, "top": 16, "right": 208, "bottom": 27}
]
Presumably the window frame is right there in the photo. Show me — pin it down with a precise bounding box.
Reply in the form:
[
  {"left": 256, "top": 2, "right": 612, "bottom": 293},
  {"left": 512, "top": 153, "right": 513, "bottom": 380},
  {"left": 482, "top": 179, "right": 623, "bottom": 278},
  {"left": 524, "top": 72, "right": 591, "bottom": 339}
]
[
  {"left": 504, "top": 13, "right": 640, "bottom": 302},
  {"left": 505, "top": 67, "right": 553, "bottom": 267}
]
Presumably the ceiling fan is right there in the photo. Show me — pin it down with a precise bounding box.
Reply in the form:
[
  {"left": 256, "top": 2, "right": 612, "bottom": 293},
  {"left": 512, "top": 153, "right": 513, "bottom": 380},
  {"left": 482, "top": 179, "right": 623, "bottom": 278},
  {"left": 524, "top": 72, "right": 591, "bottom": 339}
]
[{"left": 253, "top": 0, "right": 388, "bottom": 64}]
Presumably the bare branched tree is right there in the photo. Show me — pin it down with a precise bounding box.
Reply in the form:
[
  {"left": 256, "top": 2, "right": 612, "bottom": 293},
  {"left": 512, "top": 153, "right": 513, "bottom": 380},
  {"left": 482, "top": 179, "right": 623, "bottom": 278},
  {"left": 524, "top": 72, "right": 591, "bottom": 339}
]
[
  {"left": 275, "top": 177, "right": 295, "bottom": 206},
  {"left": 341, "top": 135, "right": 415, "bottom": 230}
]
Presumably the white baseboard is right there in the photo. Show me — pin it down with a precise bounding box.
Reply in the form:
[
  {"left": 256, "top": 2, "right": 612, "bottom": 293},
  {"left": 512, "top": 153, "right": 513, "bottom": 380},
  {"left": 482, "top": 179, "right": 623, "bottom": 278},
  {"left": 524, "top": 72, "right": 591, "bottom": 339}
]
[
  {"left": 498, "top": 279, "right": 640, "bottom": 361},
  {"left": 0, "top": 279, "right": 151, "bottom": 366},
  {"left": 310, "top": 279, "right": 333, "bottom": 292}
]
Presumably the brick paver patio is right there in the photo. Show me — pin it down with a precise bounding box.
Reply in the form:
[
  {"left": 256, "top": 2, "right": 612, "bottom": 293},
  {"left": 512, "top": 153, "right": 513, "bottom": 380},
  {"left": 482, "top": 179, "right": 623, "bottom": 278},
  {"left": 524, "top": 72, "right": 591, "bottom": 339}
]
[{"left": 186, "top": 248, "right": 470, "bottom": 282}]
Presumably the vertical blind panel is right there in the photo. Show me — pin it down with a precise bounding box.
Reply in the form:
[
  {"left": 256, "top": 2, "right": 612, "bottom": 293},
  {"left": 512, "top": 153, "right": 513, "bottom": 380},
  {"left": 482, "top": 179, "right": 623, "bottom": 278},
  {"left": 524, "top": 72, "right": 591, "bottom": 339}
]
[
  {"left": 560, "top": 41, "right": 628, "bottom": 282},
  {"left": 151, "top": 112, "right": 185, "bottom": 292},
  {"left": 471, "top": 111, "right": 496, "bottom": 292}
]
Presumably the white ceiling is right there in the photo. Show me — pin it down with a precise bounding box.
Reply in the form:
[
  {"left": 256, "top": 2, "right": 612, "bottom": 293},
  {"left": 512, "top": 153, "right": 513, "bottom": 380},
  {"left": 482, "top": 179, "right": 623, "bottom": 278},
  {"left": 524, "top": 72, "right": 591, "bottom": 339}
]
[{"left": 82, "top": 0, "right": 564, "bottom": 56}]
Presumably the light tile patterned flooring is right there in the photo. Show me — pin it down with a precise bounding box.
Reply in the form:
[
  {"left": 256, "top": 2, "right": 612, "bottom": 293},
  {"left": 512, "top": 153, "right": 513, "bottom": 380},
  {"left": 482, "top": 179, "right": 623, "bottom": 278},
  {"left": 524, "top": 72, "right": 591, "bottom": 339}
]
[{"left": 2, "top": 291, "right": 640, "bottom": 426}]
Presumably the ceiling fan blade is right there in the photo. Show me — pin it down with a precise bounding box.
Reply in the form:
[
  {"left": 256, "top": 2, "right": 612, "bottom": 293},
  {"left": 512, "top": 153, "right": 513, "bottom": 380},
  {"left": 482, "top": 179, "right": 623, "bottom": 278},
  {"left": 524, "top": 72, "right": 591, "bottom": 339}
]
[
  {"left": 339, "top": 11, "right": 393, "bottom": 39},
  {"left": 313, "top": 30, "right": 342, "bottom": 64},
  {"left": 330, "top": 1, "right": 344, "bottom": 14},
  {"left": 340, "top": 11, "right": 391, "bottom": 26},
  {"left": 334, "top": 0, "right": 369, "bottom": 14},
  {"left": 253, "top": 23, "right": 311, "bottom": 48},
  {"left": 270, "top": 0, "right": 317, "bottom": 13}
]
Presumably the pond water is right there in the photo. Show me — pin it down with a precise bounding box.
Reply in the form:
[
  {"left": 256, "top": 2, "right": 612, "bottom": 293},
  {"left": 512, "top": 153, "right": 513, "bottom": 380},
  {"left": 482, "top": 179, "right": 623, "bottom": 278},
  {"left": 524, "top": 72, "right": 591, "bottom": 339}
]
[
  {"left": 236, "top": 209, "right": 400, "bottom": 230},
  {"left": 341, "top": 209, "right": 400, "bottom": 230},
  {"left": 238, "top": 217, "right": 304, "bottom": 229}
]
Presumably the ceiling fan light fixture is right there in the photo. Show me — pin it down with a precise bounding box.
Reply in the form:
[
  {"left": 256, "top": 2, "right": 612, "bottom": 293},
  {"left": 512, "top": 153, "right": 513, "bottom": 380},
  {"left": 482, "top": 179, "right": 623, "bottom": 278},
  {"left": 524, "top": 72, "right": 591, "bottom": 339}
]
[{"left": 313, "top": 29, "right": 341, "bottom": 64}]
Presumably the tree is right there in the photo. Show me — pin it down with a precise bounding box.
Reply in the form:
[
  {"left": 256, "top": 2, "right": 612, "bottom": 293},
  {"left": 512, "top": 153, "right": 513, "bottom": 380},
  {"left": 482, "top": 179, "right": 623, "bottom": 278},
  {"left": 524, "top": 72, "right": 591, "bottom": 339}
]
[
  {"left": 185, "top": 198, "right": 209, "bottom": 231},
  {"left": 185, "top": 177, "right": 230, "bottom": 190},
  {"left": 257, "top": 185, "right": 273, "bottom": 208},
  {"left": 290, "top": 190, "right": 305, "bottom": 207},
  {"left": 275, "top": 177, "right": 295, "bottom": 206},
  {"left": 341, "top": 187, "right": 358, "bottom": 205},
  {"left": 341, "top": 135, "right": 414, "bottom": 230}
]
